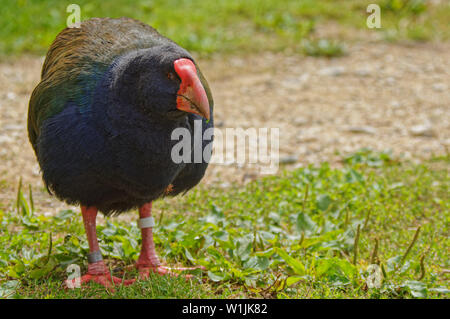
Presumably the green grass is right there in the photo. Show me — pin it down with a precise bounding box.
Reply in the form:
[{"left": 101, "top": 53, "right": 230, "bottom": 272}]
[
  {"left": 0, "top": 150, "right": 448, "bottom": 299},
  {"left": 1, "top": 0, "right": 449, "bottom": 57},
  {"left": 302, "top": 39, "right": 347, "bottom": 57}
]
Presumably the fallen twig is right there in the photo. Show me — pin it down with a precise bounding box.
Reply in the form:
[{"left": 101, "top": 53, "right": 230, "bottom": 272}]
[
  {"left": 370, "top": 237, "right": 379, "bottom": 264},
  {"left": 344, "top": 208, "right": 350, "bottom": 229},
  {"left": 363, "top": 209, "right": 371, "bottom": 229},
  {"left": 302, "top": 184, "right": 309, "bottom": 212},
  {"left": 418, "top": 254, "right": 426, "bottom": 281},
  {"left": 400, "top": 226, "right": 421, "bottom": 265},
  {"left": 418, "top": 241, "right": 432, "bottom": 281},
  {"left": 299, "top": 231, "right": 304, "bottom": 247},
  {"left": 353, "top": 224, "right": 361, "bottom": 265}
]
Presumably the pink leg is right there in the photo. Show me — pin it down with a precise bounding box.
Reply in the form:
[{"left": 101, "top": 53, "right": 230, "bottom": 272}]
[
  {"left": 65, "top": 206, "right": 133, "bottom": 290},
  {"left": 135, "top": 202, "right": 203, "bottom": 280}
]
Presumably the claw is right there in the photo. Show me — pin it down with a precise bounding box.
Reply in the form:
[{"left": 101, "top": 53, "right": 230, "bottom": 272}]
[
  {"left": 131, "top": 203, "right": 205, "bottom": 282},
  {"left": 136, "top": 264, "right": 205, "bottom": 280},
  {"left": 65, "top": 273, "right": 134, "bottom": 292},
  {"left": 65, "top": 261, "right": 134, "bottom": 292}
]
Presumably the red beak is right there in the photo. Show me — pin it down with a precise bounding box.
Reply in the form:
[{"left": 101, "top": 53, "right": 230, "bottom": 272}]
[{"left": 174, "top": 58, "right": 210, "bottom": 120}]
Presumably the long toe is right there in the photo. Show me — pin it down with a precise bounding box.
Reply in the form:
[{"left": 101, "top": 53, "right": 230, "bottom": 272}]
[
  {"left": 137, "top": 265, "right": 199, "bottom": 280},
  {"left": 65, "top": 272, "right": 134, "bottom": 292},
  {"left": 159, "top": 265, "right": 206, "bottom": 271}
]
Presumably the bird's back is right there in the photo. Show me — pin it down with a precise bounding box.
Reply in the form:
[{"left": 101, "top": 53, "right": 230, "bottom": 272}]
[
  {"left": 28, "top": 18, "right": 213, "bottom": 215},
  {"left": 28, "top": 17, "right": 167, "bottom": 148}
]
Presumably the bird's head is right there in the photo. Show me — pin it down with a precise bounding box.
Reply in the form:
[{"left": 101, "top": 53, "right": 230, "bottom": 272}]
[{"left": 113, "top": 45, "right": 210, "bottom": 121}]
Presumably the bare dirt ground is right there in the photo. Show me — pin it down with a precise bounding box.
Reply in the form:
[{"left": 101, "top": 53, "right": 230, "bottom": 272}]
[{"left": 0, "top": 40, "right": 449, "bottom": 215}]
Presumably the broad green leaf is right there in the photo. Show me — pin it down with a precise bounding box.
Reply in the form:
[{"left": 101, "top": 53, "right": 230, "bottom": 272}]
[
  {"left": 213, "top": 230, "right": 229, "bottom": 242},
  {"left": 21, "top": 216, "right": 39, "bottom": 230},
  {"left": 29, "top": 268, "right": 48, "bottom": 280},
  {"left": 275, "top": 248, "right": 306, "bottom": 275},
  {"left": 13, "top": 261, "right": 25, "bottom": 275},
  {"left": 405, "top": 280, "right": 427, "bottom": 298},
  {"left": 29, "top": 256, "right": 58, "bottom": 279},
  {"left": 259, "top": 231, "right": 276, "bottom": 242},
  {"left": 317, "top": 194, "right": 332, "bottom": 211},
  {"left": 235, "top": 236, "right": 253, "bottom": 261},
  {"left": 316, "top": 257, "right": 356, "bottom": 283},
  {"left": 255, "top": 256, "right": 270, "bottom": 271},
  {"left": 429, "top": 287, "right": 450, "bottom": 294},
  {"left": 184, "top": 248, "right": 195, "bottom": 262},
  {"left": 243, "top": 256, "right": 270, "bottom": 271},
  {"left": 0, "top": 280, "right": 20, "bottom": 298},
  {"left": 286, "top": 276, "right": 303, "bottom": 287},
  {"left": 207, "top": 270, "right": 225, "bottom": 282},
  {"left": 345, "top": 169, "right": 364, "bottom": 183},
  {"left": 268, "top": 212, "right": 281, "bottom": 224},
  {"left": 296, "top": 212, "right": 317, "bottom": 235},
  {"left": 255, "top": 248, "right": 274, "bottom": 257},
  {"left": 55, "top": 209, "right": 75, "bottom": 220},
  {"left": 386, "top": 255, "right": 402, "bottom": 272}
]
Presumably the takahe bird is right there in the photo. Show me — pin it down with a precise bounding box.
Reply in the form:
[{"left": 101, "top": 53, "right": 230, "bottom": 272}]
[{"left": 28, "top": 17, "right": 213, "bottom": 288}]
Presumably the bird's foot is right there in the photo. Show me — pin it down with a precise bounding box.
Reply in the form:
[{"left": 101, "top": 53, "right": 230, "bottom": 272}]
[
  {"left": 135, "top": 263, "right": 205, "bottom": 280},
  {"left": 65, "top": 261, "right": 134, "bottom": 291}
]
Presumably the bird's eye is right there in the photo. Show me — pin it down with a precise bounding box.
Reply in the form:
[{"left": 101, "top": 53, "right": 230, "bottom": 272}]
[{"left": 167, "top": 72, "right": 177, "bottom": 81}]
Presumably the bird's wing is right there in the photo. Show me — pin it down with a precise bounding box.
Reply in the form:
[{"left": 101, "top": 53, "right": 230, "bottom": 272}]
[{"left": 28, "top": 17, "right": 163, "bottom": 147}]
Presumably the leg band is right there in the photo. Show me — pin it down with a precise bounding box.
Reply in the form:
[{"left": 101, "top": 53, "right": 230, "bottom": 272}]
[
  {"left": 138, "top": 216, "right": 155, "bottom": 229},
  {"left": 87, "top": 250, "right": 103, "bottom": 263}
]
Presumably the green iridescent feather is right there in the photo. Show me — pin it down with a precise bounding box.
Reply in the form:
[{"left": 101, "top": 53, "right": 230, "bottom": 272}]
[{"left": 28, "top": 17, "right": 165, "bottom": 146}]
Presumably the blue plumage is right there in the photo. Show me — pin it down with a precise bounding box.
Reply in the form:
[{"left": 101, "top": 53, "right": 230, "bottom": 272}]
[{"left": 30, "top": 18, "right": 214, "bottom": 215}]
